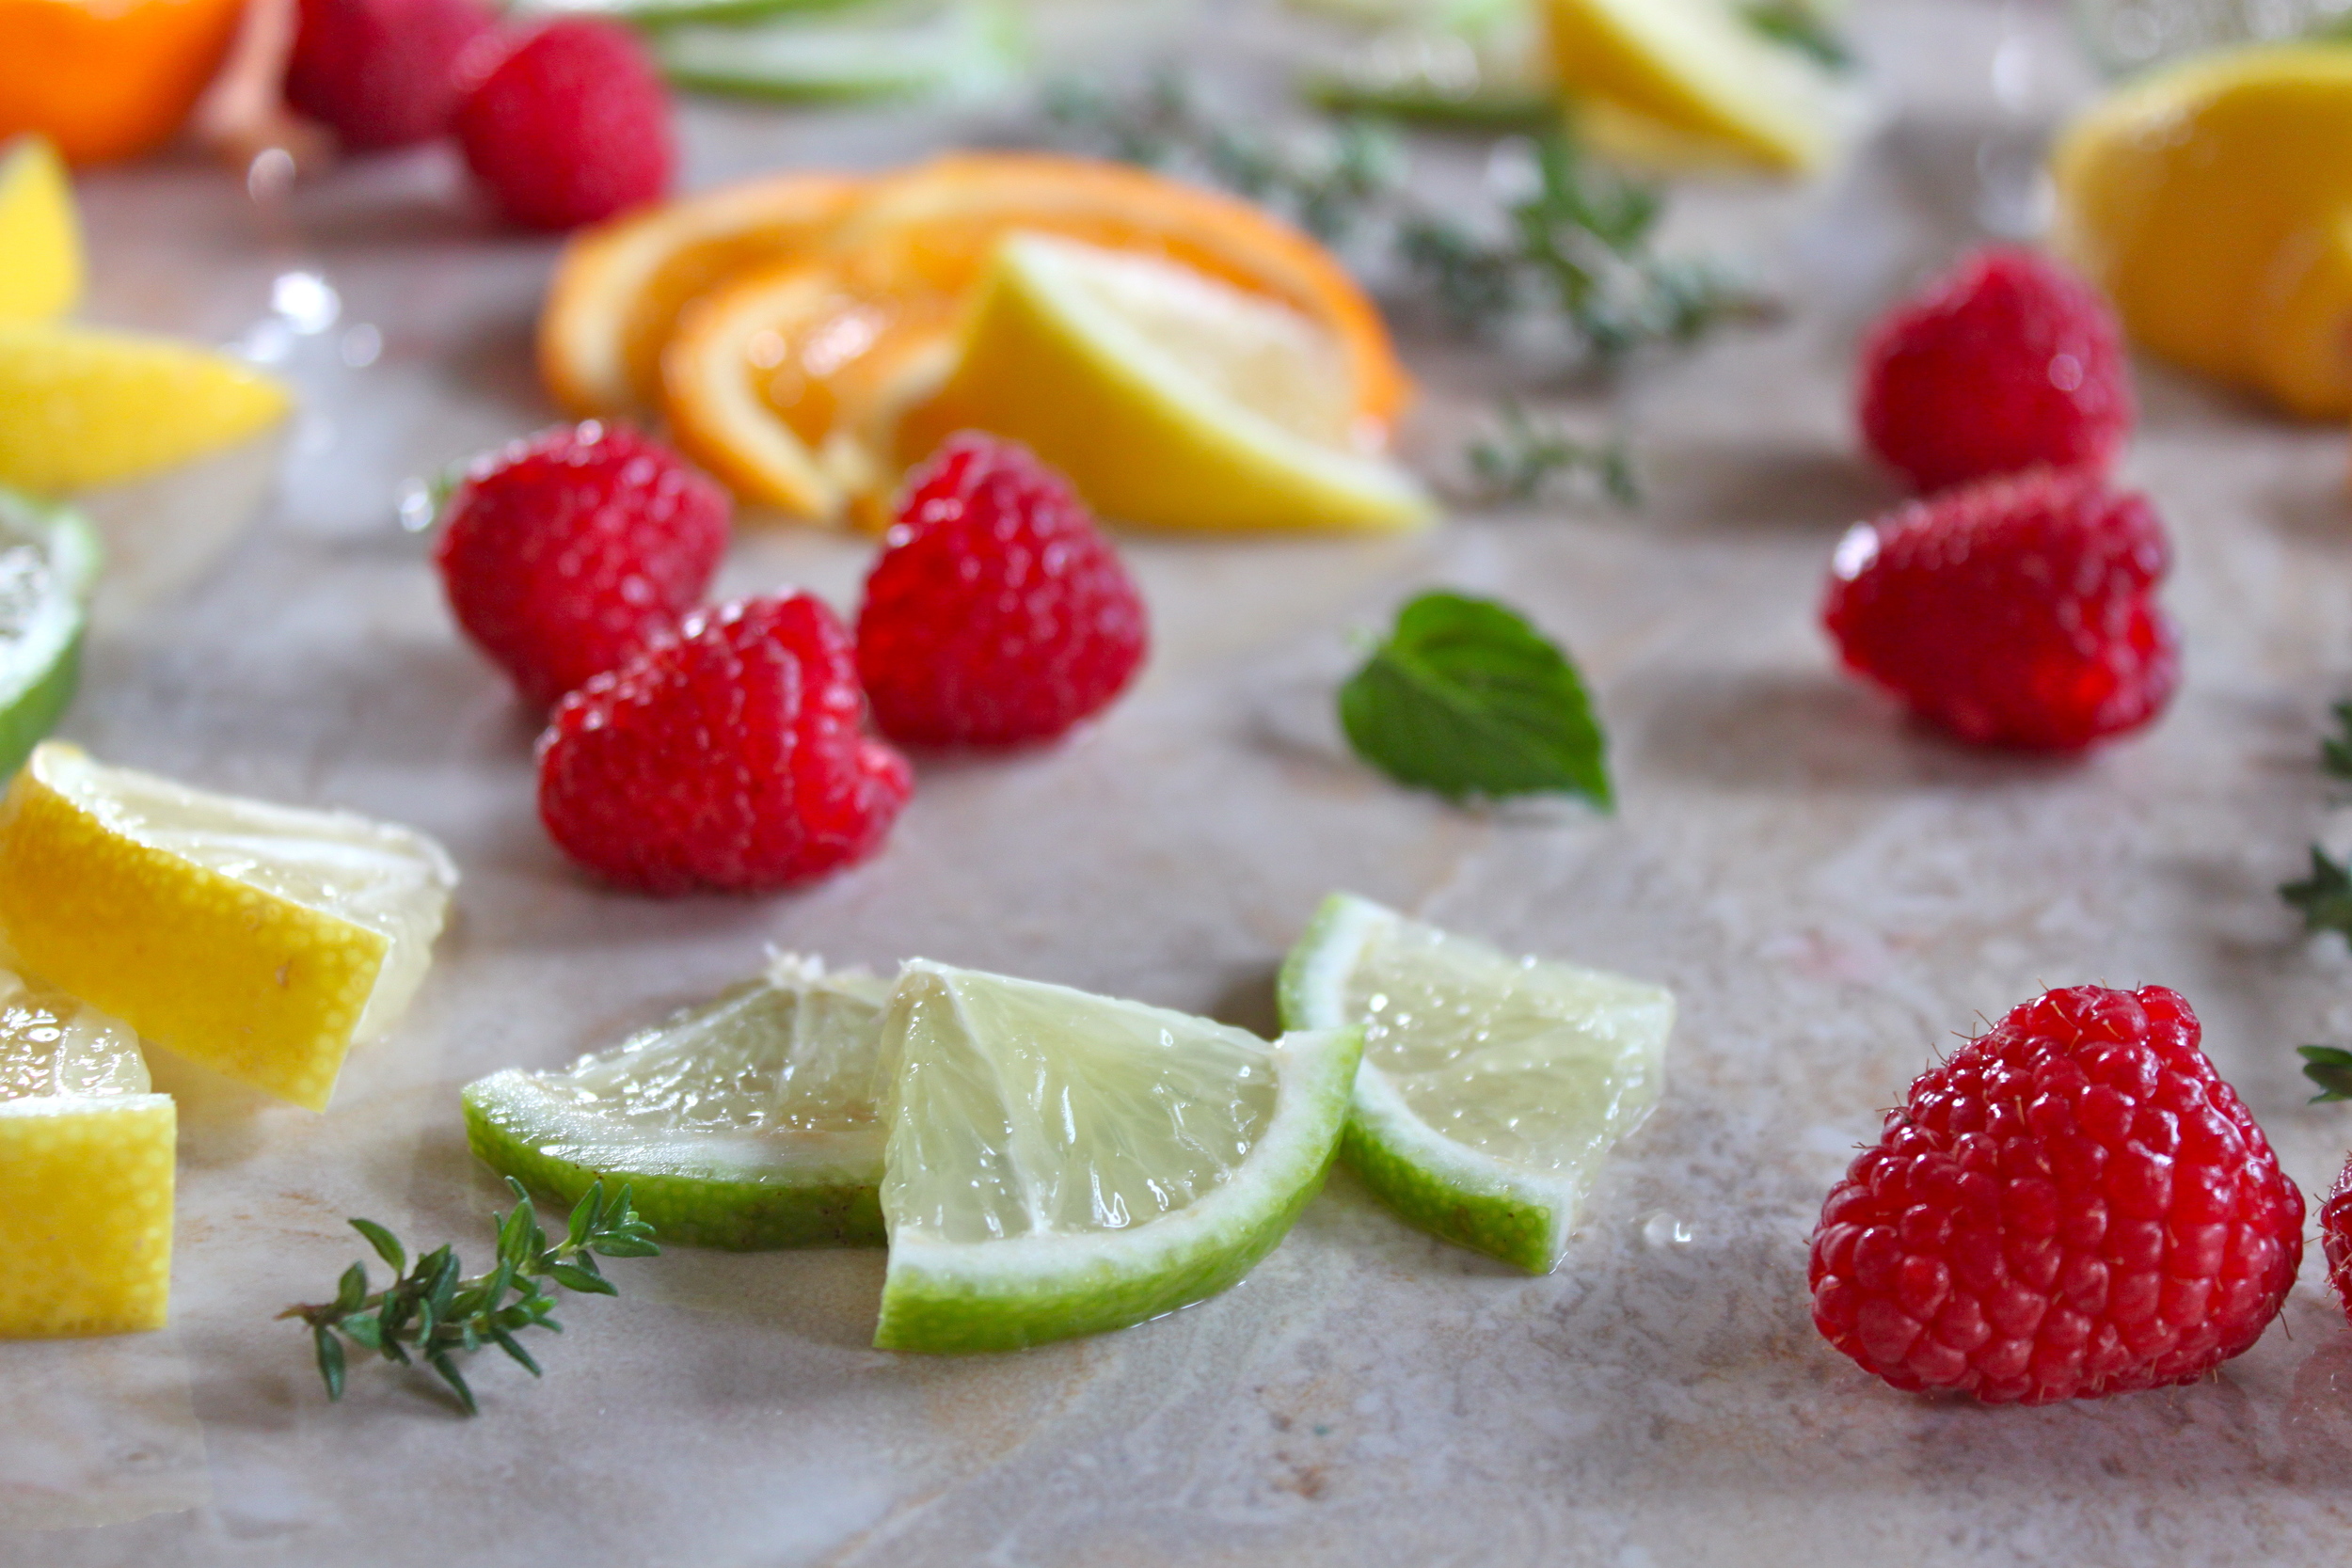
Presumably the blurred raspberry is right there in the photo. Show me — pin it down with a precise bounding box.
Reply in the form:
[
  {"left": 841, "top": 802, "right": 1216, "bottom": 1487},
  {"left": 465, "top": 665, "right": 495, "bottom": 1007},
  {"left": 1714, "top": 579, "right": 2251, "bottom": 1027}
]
[
  {"left": 285, "top": 0, "right": 500, "bottom": 150},
  {"left": 453, "top": 19, "right": 673, "bottom": 231},
  {"left": 1810, "top": 984, "right": 2303, "bottom": 1404},
  {"left": 434, "top": 421, "right": 728, "bottom": 709},
  {"left": 856, "top": 433, "right": 1148, "bottom": 747},
  {"left": 1822, "top": 467, "right": 2177, "bottom": 750},
  {"left": 536, "top": 594, "right": 913, "bottom": 895},
  {"left": 1858, "top": 246, "right": 2134, "bottom": 493}
]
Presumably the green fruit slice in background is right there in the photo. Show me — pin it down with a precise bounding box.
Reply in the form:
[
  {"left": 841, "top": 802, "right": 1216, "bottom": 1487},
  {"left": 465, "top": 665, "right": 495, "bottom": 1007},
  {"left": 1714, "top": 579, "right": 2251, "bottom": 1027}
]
[
  {"left": 650, "top": 0, "right": 1028, "bottom": 103},
  {"left": 1279, "top": 892, "right": 1673, "bottom": 1274},
  {"left": 464, "top": 956, "right": 895, "bottom": 1249},
  {"left": 873, "top": 959, "right": 1361, "bottom": 1354},
  {"left": 0, "top": 488, "right": 99, "bottom": 782}
]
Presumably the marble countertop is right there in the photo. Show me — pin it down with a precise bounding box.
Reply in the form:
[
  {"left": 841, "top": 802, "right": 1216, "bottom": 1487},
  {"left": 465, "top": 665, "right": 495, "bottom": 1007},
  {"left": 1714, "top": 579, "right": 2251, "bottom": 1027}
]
[{"left": 9, "top": 1, "right": 2352, "bottom": 1562}]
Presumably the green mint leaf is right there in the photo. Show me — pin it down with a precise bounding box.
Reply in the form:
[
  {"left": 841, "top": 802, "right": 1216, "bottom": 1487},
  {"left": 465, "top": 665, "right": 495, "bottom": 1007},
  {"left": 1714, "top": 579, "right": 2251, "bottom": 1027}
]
[
  {"left": 427, "top": 1354, "right": 477, "bottom": 1417},
  {"left": 2282, "top": 846, "right": 2352, "bottom": 937},
  {"left": 497, "top": 1197, "right": 536, "bottom": 1269},
  {"left": 313, "top": 1325, "right": 346, "bottom": 1402},
  {"left": 491, "top": 1328, "right": 543, "bottom": 1378},
  {"left": 347, "top": 1219, "right": 405, "bottom": 1275},
  {"left": 2301, "top": 1046, "right": 2352, "bottom": 1103},
  {"left": 332, "top": 1262, "right": 369, "bottom": 1315},
  {"left": 566, "top": 1181, "right": 604, "bottom": 1250},
  {"left": 1339, "top": 591, "right": 1613, "bottom": 807},
  {"left": 545, "top": 1262, "right": 616, "bottom": 1297},
  {"left": 2325, "top": 702, "right": 2352, "bottom": 782}
]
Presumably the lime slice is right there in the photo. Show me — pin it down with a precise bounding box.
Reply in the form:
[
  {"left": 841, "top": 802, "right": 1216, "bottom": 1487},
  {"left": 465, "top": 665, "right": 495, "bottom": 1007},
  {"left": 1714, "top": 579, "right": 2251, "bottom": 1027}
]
[
  {"left": 873, "top": 960, "right": 1361, "bottom": 1354},
  {"left": 898, "top": 232, "right": 1432, "bottom": 533},
  {"left": 0, "top": 741, "right": 456, "bottom": 1110},
  {"left": 0, "top": 966, "right": 174, "bottom": 1338},
  {"left": 1279, "top": 893, "right": 1672, "bottom": 1274},
  {"left": 464, "top": 955, "right": 895, "bottom": 1249},
  {"left": 0, "top": 488, "right": 97, "bottom": 781},
  {"left": 653, "top": 0, "right": 1027, "bottom": 103}
]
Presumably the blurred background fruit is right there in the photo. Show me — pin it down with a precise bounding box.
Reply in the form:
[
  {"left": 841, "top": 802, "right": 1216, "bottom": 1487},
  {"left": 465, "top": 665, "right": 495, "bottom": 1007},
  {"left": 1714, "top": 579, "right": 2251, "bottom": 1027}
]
[
  {"left": 285, "top": 0, "right": 499, "bottom": 150},
  {"left": 456, "top": 18, "right": 676, "bottom": 230},
  {"left": 0, "top": 136, "right": 79, "bottom": 323},
  {"left": 0, "top": 0, "right": 247, "bottom": 164}
]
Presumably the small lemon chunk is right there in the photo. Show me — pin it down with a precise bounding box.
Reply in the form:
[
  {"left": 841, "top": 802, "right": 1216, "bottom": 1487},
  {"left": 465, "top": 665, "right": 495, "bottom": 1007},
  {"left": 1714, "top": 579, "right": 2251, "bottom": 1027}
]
[
  {"left": 0, "top": 969, "right": 173, "bottom": 1338},
  {"left": 0, "top": 136, "right": 82, "bottom": 325},
  {"left": 0, "top": 324, "right": 290, "bottom": 493},
  {"left": 0, "top": 743, "right": 457, "bottom": 1110}
]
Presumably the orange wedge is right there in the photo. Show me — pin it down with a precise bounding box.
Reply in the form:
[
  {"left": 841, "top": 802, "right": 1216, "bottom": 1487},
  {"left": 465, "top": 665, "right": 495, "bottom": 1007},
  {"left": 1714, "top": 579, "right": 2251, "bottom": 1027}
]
[
  {"left": 654, "top": 151, "right": 1408, "bottom": 523},
  {"left": 540, "top": 171, "right": 866, "bottom": 418}
]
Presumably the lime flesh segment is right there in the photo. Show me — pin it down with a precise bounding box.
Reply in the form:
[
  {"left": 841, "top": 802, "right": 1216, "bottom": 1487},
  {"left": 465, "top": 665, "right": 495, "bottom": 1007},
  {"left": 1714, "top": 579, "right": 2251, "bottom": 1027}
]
[
  {"left": 1279, "top": 893, "right": 1673, "bottom": 1274},
  {"left": 654, "top": 0, "right": 1027, "bottom": 104},
  {"left": 465, "top": 956, "right": 895, "bottom": 1249},
  {"left": 874, "top": 960, "right": 1362, "bottom": 1354},
  {"left": 0, "top": 488, "right": 96, "bottom": 781}
]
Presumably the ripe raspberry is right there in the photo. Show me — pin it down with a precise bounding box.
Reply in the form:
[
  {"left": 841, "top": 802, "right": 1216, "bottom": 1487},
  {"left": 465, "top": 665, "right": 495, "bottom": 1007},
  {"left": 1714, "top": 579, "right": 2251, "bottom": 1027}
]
[
  {"left": 286, "top": 0, "right": 500, "bottom": 150},
  {"left": 856, "top": 434, "right": 1148, "bottom": 747},
  {"left": 1822, "top": 467, "right": 2178, "bottom": 751},
  {"left": 2322, "top": 1156, "right": 2352, "bottom": 1324},
  {"left": 434, "top": 422, "right": 728, "bottom": 709},
  {"left": 1810, "top": 985, "right": 2303, "bottom": 1405},
  {"left": 453, "top": 20, "right": 674, "bottom": 231},
  {"left": 536, "top": 594, "right": 912, "bottom": 895},
  {"left": 1858, "top": 246, "right": 2134, "bottom": 493}
]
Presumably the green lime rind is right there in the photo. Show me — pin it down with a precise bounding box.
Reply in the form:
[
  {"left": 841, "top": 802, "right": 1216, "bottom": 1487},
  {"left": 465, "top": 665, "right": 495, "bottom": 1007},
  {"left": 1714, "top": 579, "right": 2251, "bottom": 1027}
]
[
  {"left": 512, "top": 0, "right": 869, "bottom": 28},
  {"left": 0, "top": 490, "right": 98, "bottom": 782},
  {"left": 1280, "top": 891, "right": 1662, "bottom": 1275},
  {"left": 463, "top": 1072, "right": 886, "bottom": 1249},
  {"left": 653, "top": 0, "right": 1028, "bottom": 103},
  {"left": 872, "top": 1024, "right": 1363, "bottom": 1354}
]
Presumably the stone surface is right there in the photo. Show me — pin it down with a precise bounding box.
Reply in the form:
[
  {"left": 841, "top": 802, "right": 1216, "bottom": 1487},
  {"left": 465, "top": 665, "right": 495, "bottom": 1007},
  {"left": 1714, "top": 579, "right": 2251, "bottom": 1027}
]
[{"left": 8, "top": 0, "right": 2352, "bottom": 1562}]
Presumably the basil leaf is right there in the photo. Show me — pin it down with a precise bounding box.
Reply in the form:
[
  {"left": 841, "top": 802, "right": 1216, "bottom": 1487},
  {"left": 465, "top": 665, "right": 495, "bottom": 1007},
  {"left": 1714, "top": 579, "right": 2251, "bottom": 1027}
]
[{"left": 1339, "top": 591, "right": 1613, "bottom": 807}]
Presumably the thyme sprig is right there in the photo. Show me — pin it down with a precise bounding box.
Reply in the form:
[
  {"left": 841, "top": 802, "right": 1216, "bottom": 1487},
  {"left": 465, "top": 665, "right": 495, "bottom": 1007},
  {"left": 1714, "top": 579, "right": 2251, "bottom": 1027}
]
[
  {"left": 282, "top": 1178, "right": 658, "bottom": 1416},
  {"left": 1042, "top": 72, "right": 1764, "bottom": 365},
  {"left": 1464, "top": 399, "right": 1637, "bottom": 507},
  {"left": 2282, "top": 703, "right": 2352, "bottom": 1101}
]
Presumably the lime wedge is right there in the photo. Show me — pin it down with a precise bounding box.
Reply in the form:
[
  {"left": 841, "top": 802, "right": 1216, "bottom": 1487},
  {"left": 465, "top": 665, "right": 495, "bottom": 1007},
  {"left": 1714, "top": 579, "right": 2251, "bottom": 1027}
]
[
  {"left": 1279, "top": 893, "right": 1672, "bottom": 1274},
  {"left": 652, "top": 0, "right": 1027, "bottom": 104},
  {"left": 464, "top": 955, "right": 895, "bottom": 1249},
  {"left": 874, "top": 960, "right": 1361, "bottom": 1354},
  {"left": 0, "top": 488, "right": 97, "bottom": 781}
]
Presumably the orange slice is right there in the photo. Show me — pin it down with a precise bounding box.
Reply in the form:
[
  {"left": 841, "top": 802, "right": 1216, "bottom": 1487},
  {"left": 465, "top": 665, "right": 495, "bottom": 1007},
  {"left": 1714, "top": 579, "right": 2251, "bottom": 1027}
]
[
  {"left": 540, "top": 171, "right": 866, "bottom": 418},
  {"left": 654, "top": 151, "right": 1409, "bottom": 522}
]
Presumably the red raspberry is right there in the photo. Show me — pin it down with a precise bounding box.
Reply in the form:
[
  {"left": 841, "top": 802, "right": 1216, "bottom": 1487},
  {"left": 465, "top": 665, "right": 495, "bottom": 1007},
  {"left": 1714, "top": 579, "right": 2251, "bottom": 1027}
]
[
  {"left": 453, "top": 20, "right": 674, "bottom": 231},
  {"left": 1822, "top": 467, "right": 2178, "bottom": 751},
  {"left": 434, "top": 422, "right": 728, "bottom": 709},
  {"left": 1858, "top": 246, "right": 2134, "bottom": 493},
  {"left": 536, "top": 594, "right": 912, "bottom": 895},
  {"left": 855, "top": 434, "right": 1148, "bottom": 747},
  {"left": 286, "top": 0, "right": 500, "bottom": 151},
  {"left": 2322, "top": 1157, "right": 2352, "bottom": 1324},
  {"left": 1810, "top": 985, "right": 2303, "bottom": 1405}
]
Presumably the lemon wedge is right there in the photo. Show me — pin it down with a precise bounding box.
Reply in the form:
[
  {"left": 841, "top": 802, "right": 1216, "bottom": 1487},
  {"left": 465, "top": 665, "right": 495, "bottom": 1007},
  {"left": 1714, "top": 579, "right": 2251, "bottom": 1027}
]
[
  {"left": 0, "top": 324, "right": 290, "bottom": 493},
  {"left": 0, "top": 743, "right": 457, "bottom": 1110},
  {"left": 2052, "top": 43, "right": 2352, "bottom": 418},
  {"left": 0, "top": 136, "right": 81, "bottom": 325},
  {"left": 0, "top": 967, "right": 173, "bottom": 1338},
  {"left": 1540, "top": 0, "right": 1837, "bottom": 176},
  {"left": 896, "top": 233, "right": 1432, "bottom": 532}
]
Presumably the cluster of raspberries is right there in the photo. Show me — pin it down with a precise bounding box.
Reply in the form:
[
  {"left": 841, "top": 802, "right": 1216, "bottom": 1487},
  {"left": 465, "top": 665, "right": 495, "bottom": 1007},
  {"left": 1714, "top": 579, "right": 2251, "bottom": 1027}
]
[
  {"left": 1832, "top": 247, "right": 2172, "bottom": 752},
  {"left": 434, "top": 426, "right": 1147, "bottom": 895},
  {"left": 287, "top": 0, "right": 674, "bottom": 230}
]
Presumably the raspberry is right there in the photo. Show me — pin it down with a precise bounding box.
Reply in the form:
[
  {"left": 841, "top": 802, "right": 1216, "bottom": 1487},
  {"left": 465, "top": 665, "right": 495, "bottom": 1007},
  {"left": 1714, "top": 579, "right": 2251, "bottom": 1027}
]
[
  {"left": 1822, "top": 467, "right": 2178, "bottom": 751},
  {"left": 286, "top": 0, "right": 500, "bottom": 151},
  {"left": 536, "top": 594, "right": 912, "bottom": 895},
  {"left": 2323, "top": 1157, "right": 2352, "bottom": 1324},
  {"left": 855, "top": 434, "right": 1148, "bottom": 747},
  {"left": 453, "top": 20, "right": 674, "bottom": 231},
  {"left": 434, "top": 422, "right": 728, "bottom": 709},
  {"left": 1857, "top": 246, "right": 2134, "bottom": 493},
  {"left": 1810, "top": 985, "right": 2303, "bottom": 1405}
]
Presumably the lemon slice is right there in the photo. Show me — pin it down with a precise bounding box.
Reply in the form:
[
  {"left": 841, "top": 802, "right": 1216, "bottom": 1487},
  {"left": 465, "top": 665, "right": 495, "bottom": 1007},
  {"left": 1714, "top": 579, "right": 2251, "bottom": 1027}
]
[
  {"left": 0, "top": 324, "right": 291, "bottom": 493},
  {"left": 0, "top": 742, "right": 457, "bottom": 1110},
  {"left": 0, "top": 136, "right": 82, "bottom": 324},
  {"left": 0, "top": 488, "right": 99, "bottom": 779},
  {"left": 1279, "top": 893, "right": 1672, "bottom": 1274},
  {"left": 874, "top": 960, "right": 1361, "bottom": 1354},
  {"left": 897, "top": 233, "right": 1432, "bottom": 532},
  {"left": 1540, "top": 0, "right": 1836, "bottom": 176},
  {"left": 465, "top": 954, "right": 894, "bottom": 1249},
  {"left": 0, "top": 968, "right": 173, "bottom": 1338}
]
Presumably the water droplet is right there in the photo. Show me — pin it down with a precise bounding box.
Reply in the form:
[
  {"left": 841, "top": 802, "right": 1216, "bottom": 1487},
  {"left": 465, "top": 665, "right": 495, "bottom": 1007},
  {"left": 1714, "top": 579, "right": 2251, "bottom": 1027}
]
[
  {"left": 272, "top": 271, "right": 342, "bottom": 335},
  {"left": 1641, "top": 1212, "right": 1694, "bottom": 1249}
]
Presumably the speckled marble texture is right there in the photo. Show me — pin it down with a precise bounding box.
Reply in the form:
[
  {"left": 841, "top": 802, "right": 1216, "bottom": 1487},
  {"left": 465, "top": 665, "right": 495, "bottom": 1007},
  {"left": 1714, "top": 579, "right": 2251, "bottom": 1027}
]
[{"left": 8, "top": 0, "right": 2352, "bottom": 1562}]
